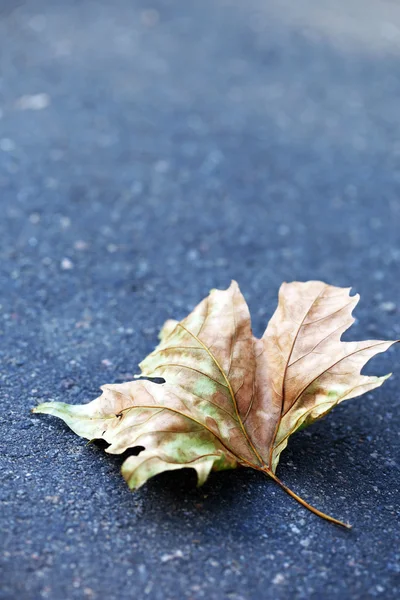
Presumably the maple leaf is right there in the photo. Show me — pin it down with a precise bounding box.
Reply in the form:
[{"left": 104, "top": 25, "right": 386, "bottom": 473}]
[{"left": 33, "top": 281, "right": 397, "bottom": 527}]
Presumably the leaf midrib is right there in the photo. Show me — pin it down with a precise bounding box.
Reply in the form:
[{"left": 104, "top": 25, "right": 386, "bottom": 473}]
[
  {"left": 176, "top": 323, "right": 264, "bottom": 466},
  {"left": 118, "top": 403, "right": 251, "bottom": 467}
]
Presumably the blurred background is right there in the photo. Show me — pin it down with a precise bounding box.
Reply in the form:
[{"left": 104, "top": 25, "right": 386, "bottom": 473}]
[
  {"left": 1, "top": 1, "right": 400, "bottom": 599},
  {"left": 2, "top": 0, "right": 400, "bottom": 316}
]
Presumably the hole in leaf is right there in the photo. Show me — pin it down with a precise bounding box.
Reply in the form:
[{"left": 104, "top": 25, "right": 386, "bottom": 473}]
[
  {"left": 118, "top": 446, "right": 145, "bottom": 460},
  {"left": 90, "top": 439, "right": 110, "bottom": 450},
  {"left": 136, "top": 376, "right": 166, "bottom": 384}
]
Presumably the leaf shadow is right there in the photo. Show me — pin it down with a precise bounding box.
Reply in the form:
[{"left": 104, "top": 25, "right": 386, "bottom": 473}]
[
  {"left": 96, "top": 444, "right": 273, "bottom": 538},
  {"left": 277, "top": 404, "right": 394, "bottom": 502},
  {"left": 48, "top": 404, "right": 392, "bottom": 538}
]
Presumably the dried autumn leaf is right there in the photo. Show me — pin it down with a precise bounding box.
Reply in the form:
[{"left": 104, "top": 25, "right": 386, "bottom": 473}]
[{"left": 33, "top": 281, "right": 397, "bottom": 527}]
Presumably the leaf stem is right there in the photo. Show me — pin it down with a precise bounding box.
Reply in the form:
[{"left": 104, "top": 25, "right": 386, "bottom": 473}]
[{"left": 258, "top": 466, "right": 352, "bottom": 528}]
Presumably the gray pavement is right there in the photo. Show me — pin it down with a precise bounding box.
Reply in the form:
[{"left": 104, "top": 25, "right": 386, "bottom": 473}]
[{"left": 1, "top": 1, "right": 400, "bottom": 599}]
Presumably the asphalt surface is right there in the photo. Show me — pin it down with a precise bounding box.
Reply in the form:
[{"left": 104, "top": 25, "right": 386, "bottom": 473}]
[{"left": 1, "top": 1, "right": 400, "bottom": 599}]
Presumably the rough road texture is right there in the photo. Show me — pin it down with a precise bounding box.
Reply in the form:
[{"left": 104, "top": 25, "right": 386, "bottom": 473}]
[{"left": 1, "top": 1, "right": 400, "bottom": 599}]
